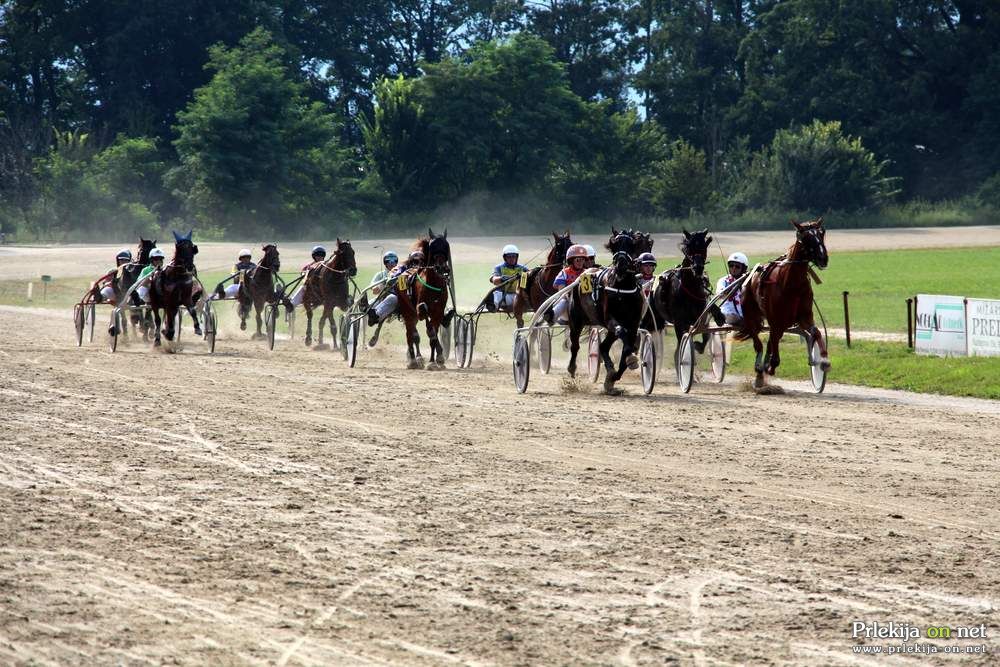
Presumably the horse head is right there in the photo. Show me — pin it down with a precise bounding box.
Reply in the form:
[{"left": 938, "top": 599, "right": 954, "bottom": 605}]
[
  {"left": 551, "top": 230, "right": 573, "bottom": 265},
  {"left": 426, "top": 228, "right": 451, "bottom": 273},
  {"left": 334, "top": 238, "right": 357, "bottom": 277},
  {"left": 606, "top": 230, "right": 636, "bottom": 275},
  {"left": 791, "top": 218, "right": 828, "bottom": 269},
  {"left": 136, "top": 237, "right": 156, "bottom": 264},
  {"left": 679, "top": 228, "right": 713, "bottom": 278},
  {"left": 632, "top": 231, "right": 654, "bottom": 256},
  {"left": 261, "top": 243, "right": 280, "bottom": 272},
  {"left": 172, "top": 230, "right": 198, "bottom": 270}
]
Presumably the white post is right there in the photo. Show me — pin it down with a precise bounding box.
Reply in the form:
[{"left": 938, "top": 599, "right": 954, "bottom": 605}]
[{"left": 27, "top": 282, "right": 33, "bottom": 301}]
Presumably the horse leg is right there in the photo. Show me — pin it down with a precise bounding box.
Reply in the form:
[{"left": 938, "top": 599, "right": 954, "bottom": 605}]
[
  {"left": 513, "top": 293, "right": 525, "bottom": 329},
  {"left": 426, "top": 320, "right": 444, "bottom": 369},
  {"left": 567, "top": 322, "right": 581, "bottom": 377},
  {"left": 766, "top": 329, "right": 784, "bottom": 376},
  {"left": 239, "top": 298, "right": 248, "bottom": 331},
  {"left": 163, "top": 306, "right": 175, "bottom": 342},
  {"left": 404, "top": 314, "right": 422, "bottom": 369},
  {"left": 254, "top": 302, "right": 264, "bottom": 339},
  {"left": 187, "top": 304, "right": 202, "bottom": 336},
  {"left": 304, "top": 305, "right": 313, "bottom": 346},
  {"left": 750, "top": 332, "right": 765, "bottom": 388},
  {"left": 151, "top": 308, "right": 162, "bottom": 347},
  {"left": 328, "top": 305, "right": 338, "bottom": 350}
]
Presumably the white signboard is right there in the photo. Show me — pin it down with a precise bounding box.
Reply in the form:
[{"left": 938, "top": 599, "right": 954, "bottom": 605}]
[
  {"left": 966, "top": 298, "right": 1000, "bottom": 357},
  {"left": 915, "top": 294, "right": 966, "bottom": 357}
]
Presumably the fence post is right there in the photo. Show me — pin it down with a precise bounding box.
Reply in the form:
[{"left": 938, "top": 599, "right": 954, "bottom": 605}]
[
  {"left": 906, "top": 297, "right": 913, "bottom": 348},
  {"left": 842, "top": 291, "right": 851, "bottom": 348},
  {"left": 27, "top": 282, "right": 33, "bottom": 302}
]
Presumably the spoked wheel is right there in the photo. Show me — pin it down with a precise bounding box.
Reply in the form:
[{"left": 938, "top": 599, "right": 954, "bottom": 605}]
[
  {"left": 653, "top": 329, "right": 665, "bottom": 374},
  {"left": 807, "top": 336, "right": 828, "bottom": 393},
  {"left": 677, "top": 332, "right": 695, "bottom": 393},
  {"left": 108, "top": 309, "right": 122, "bottom": 353},
  {"left": 513, "top": 333, "right": 530, "bottom": 393},
  {"left": 338, "top": 314, "right": 348, "bottom": 358},
  {"left": 454, "top": 318, "right": 469, "bottom": 368},
  {"left": 346, "top": 316, "right": 360, "bottom": 367},
  {"left": 640, "top": 332, "right": 656, "bottom": 395},
  {"left": 74, "top": 304, "right": 85, "bottom": 346},
  {"left": 286, "top": 307, "right": 296, "bottom": 340},
  {"left": 587, "top": 327, "right": 602, "bottom": 383},
  {"left": 709, "top": 331, "right": 727, "bottom": 383},
  {"left": 265, "top": 304, "right": 277, "bottom": 350},
  {"left": 537, "top": 325, "right": 553, "bottom": 374},
  {"left": 466, "top": 319, "right": 478, "bottom": 367},
  {"left": 204, "top": 306, "right": 217, "bottom": 354},
  {"left": 88, "top": 303, "right": 96, "bottom": 342}
]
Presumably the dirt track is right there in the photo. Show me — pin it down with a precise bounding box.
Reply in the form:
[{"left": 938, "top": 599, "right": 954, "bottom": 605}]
[{"left": 2, "top": 300, "right": 999, "bottom": 665}]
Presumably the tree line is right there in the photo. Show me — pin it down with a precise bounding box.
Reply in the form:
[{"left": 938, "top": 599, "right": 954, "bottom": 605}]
[{"left": 1, "top": 1, "right": 998, "bottom": 240}]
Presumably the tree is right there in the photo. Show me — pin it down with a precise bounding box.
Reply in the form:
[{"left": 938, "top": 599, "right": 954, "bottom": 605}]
[{"left": 170, "top": 28, "right": 356, "bottom": 236}]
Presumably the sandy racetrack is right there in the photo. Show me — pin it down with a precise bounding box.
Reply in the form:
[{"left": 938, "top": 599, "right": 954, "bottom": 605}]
[{"left": 2, "top": 291, "right": 999, "bottom": 665}]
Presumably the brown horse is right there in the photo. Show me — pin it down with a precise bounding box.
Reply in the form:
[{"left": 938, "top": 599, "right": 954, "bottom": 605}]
[
  {"left": 237, "top": 243, "right": 281, "bottom": 339},
  {"left": 397, "top": 229, "right": 452, "bottom": 369},
  {"left": 148, "top": 230, "right": 203, "bottom": 347},
  {"left": 303, "top": 238, "right": 357, "bottom": 349},
  {"left": 735, "top": 218, "right": 830, "bottom": 387},
  {"left": 512, "top": 231, "right": 573, "bottom": 327},
  {"left": 113, "top": 237, "right": 156, "bottom": 339}
]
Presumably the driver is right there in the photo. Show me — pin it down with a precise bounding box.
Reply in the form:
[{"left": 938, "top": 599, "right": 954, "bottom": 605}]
[
  {"left": 135, "top": 248, "right": 166, "bottom": 303},
  {"left": 552, "top": 244, "right": 588, "bottom": 324},
  {"left": 368, "top": 250, "right": 424, "bottom": 326},
  {"left": 289, "top": 245, "right": 327, "bottom": 307},
  {"left": 636, "top": 252, "right": 657, "bottom": 295},
  {"left": 215, "top": 249, "right": 256, "bottom": 300},
  {"left": 717, "top": 251, "right": 748, "bottom": 326},
  {"left": 93, "top": 248, "right": 133, "bottom": 303},
  {"left": 487, "top": 244, "right": 527, "bottom": 312}
]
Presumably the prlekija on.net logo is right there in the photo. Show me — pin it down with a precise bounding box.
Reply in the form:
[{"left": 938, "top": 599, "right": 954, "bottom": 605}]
[{"left": 850, "top": 621, "right": 993, "bottom": 656}]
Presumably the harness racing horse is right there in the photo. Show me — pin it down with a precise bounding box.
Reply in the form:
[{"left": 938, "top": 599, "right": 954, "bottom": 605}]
[
  {"left": 397, "top": 229, "right": 453, "bottom": 369},
  {"left": 647, "top": 228, "right": 724, "bottom": 358},
  {"left": 303, "top": 238, "right": 358, "bottom": 349},
  {"left": 237, "top": 243, "right": 282, "bottom": 339},
  {"left": 512, "top": 231, "right": 573, "bottom": 327},
  {"left": 566, "top": 231, "right": 644, "bottom": 395},
  {"left": 630, "top": 229, "right": 654, "bottom": 256},
  {"left": 735, "top": 218, "right": 830, "bottom": 388},
  {"left": 148, "top": 230, "right": 204, "bottom": 347},
  {"left": 113, "top": 237, "right": 156, "bottom": 339}
]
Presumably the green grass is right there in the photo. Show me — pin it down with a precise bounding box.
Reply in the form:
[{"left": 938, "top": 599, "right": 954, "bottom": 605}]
[{"left": 723, "top": 337, "right": 1000, "bottom": 399}]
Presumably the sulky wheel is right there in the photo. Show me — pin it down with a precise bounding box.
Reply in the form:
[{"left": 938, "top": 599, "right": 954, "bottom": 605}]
[
  {"left": 88, "top": 303, "right": 96, "bottom": 342},
  {"left": 587, "top": 327, "right": 602, "bottom": 383},
  {"left": 640, "top": 332, "right": 656, "bottom": 395},
  {"left": 709, "top": 331, "right": 727, "bottom": 383},
  {"left": 807, "top": 335, "right": 828, "bottom": 393},
  {"left": 286, "top": 307, "right": 296, "bottom": 340},
  {"left": 74, "top": 304, "right": 85, "bottom": 346},
  {"left": 346, "top": 316, "right": 360, "bottom": 367},
  {"left": 513, "top": 333, "right": 530, "bottom": 393},
  {"left": 676, "top": 332, "right": 695, "bottom": 393},
  {"left": 537, "top": 325, "right": 553, "bottom": 374},
  {"left": 454, "top": 318, "right": 469, "bottom": 368},
  {"left": 205, "top": 307, "right": 217, "bottom": 354},
  {"left": 265, "top": 304, "right": 277, "bottom": 350},
  {"left": 108, "top": 309, "right": 122, "bottom": 353},
  {"left": 439, "top": 318, "right": 451, "bottom": 361}
]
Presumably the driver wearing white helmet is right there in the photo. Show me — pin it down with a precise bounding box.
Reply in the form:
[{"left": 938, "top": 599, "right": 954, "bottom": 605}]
[
  {"left": 717, "top": 251, "right": 749, "bottom": 325},
  {"left": 135, "top": 248, "right": 166, "bottom": 303},
  {"left": 488, "top": 244, "right": 528, "bottom": 312},
  {"left": 584, "top": 245, "right": 598, "bottom": 268}
]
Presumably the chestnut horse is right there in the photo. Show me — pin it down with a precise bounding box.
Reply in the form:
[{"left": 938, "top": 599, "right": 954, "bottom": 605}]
[
  {"left": 566, "top": 230, "right": 644, "bottom": 395},
  {"left": 397, "top": 229, "right": 452, "bottom": 369},
  {"left": 237, "top": 243, "right": 281, "bottom": 339},
  {"left": 735, "top": 218, "right": 830, "bottom": 387},
  {"left": 147, "top": 230, "right": 203, "bottom": 347},
  {"left": 512, "top": 231, "right": 573, "bottom": 327},
  {"left": 302, "top": 238, "right": 358, "bottom": 349}
]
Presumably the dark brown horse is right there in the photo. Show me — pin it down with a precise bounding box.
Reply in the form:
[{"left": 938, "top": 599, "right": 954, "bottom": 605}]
[
  {"left": 148, "top": 230, "right": 203, "bottom": 347},
  {"left": 646, "top": 228, "right": 724, "bottom": 357},
  {"left": 735, "top": 218, "right": 830, "bottom": 387},
  {"left": 566, "top": 231, "right": 644, "bottom": 395},
  {"left": 303, "top": 238, "right": 357, "bottom": 349},
  {"left": 237, "top": 243, "right": 281, "bottom": 339},
  {"left": 512, "top": 231, "right": 573, "bottom": 327},
  {"left": 397, "top": 229, "right": 452, "bottom": 369}
]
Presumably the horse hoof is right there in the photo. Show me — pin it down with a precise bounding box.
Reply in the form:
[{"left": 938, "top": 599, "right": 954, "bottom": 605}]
[
  {"left": 304, "top": 338, "right": 312, "bottom": 347},
  {"left": 820, "top": 358, "right": 831, "bottom": 371},
  {"left": 625, "top": 354, "right": 639, "bottom": 370},
  {"left": 753, "top": 373, "right": 765, "bottom": 389},
  {"left": 194, "top": 325, "right": 202, "bottom": 336},
  {"left": 407, "top": 360, "right": 422, "bottom": 370},
  {"left": 602, "top": 380, "right": 623, "bottom": 396},
  {"left": 239, "top": 322, "right": 246, "bottom": 331}
]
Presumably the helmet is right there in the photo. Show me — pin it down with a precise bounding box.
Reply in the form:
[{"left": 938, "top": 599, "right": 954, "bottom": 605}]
[
  {"left": 727, "top": 252, "right": 749, "bottom": 267},
  {"left": 584, "top": 245, "right": 596, "bottom": 258},
  {"left": 311, "top": 245, "right": 327, "bottom": 257},
  {"left": 116, "top": 248, "right": 132, "bottom": 261},
  {"left": 566, "top": 244, "right": 588, "bottom": 260},
  {"left": 502, "top": 244, "right": 519, "bottom": 256},
  {"left": 238, "top": 248, "right": 252, "bottom": 259},
  {"left": 149, "top": 248, "right": 166, "bottom": 260},
  {"left": 382, "top": 251, "right": 398, "bottom": 264},
  {"left": 408, "top": 250, "right": 425, "bottom": 262},
  {"left": 638, "top": 252, "right": 657, "bottom": 265}
]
